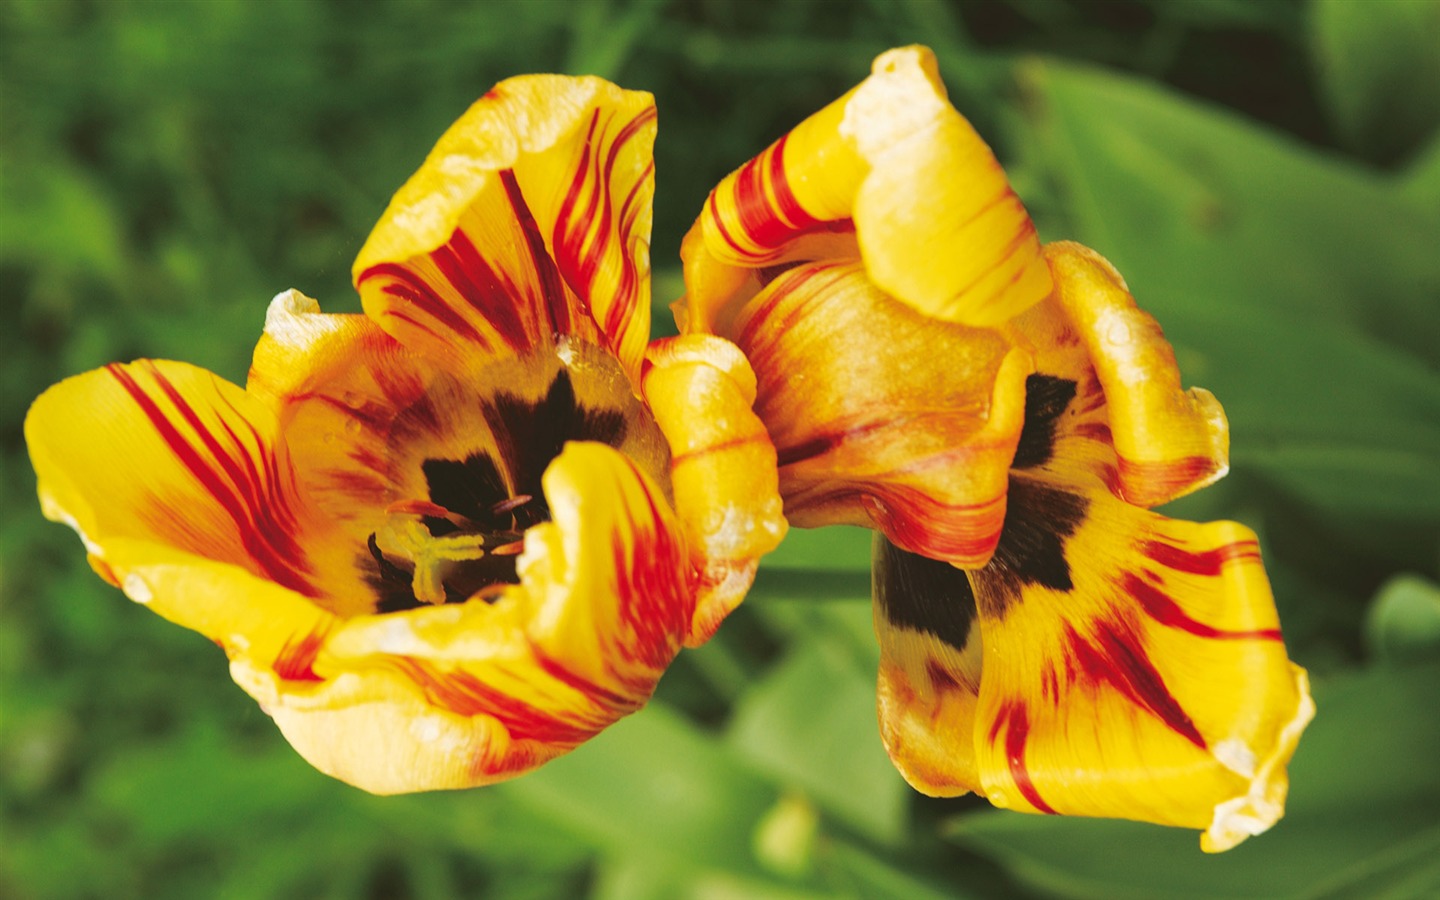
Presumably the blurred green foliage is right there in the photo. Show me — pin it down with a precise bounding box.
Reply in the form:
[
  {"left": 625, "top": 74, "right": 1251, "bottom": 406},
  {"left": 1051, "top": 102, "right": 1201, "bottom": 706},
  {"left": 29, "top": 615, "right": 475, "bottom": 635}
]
[{"left": 3, "top": 1, "right": 1438, "bottom": 898}]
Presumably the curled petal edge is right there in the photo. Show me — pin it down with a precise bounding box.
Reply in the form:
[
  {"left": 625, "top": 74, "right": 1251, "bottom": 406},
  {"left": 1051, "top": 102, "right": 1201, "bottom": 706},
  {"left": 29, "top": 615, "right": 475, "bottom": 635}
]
[{"left": 643, "top": 334, "right": 787, "bottom": 645}]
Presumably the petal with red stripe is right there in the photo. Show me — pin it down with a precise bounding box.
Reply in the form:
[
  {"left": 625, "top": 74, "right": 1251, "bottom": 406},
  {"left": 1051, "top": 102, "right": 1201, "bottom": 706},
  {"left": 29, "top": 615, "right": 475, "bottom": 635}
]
[
  {"left": 1015, "top": 242, "right": 1231, "bottom": 506},
  {"left": 642, "top": 334, "right": 787, "bottom": 645},
  {"left": 726, "top": 260, "right": 1033, "bottom": 567},
  {"left": 683, "top": 45, "right": 1051, "bottom": 332},
  {"left": 354, "top": 75, "right": 656, "bottom": 378},
  {"left": 257, "top": 442, "right": 693, "bottom": 792}
]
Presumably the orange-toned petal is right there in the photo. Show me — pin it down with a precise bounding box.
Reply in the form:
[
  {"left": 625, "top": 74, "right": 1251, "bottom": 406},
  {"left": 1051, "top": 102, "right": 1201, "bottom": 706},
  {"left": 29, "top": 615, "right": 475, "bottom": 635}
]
[
  {"left": 726, "top": 260, "right": 1033, "bottom": 567},
  {"left": 872, "top": 535, "right": 984, "bottom": 797},
  {"left": 642, "top": 334, "right": 787, "bottom": 645},
  {"left": 247, "top": 288, "right": 411, "bottom": 411},
  {"left": 26, "top": 359, "right": 329, "bottom": 603},
  {"left": 249, "top": 442, "right": 692, "bottom": 793},
  {"left": 1030, "top": 242, "right": 1229, "bottom": 506},
  {"left": 249, "top": 288, "right": 672, "bottom": 621},
  {"left": 354, "top": 75, "right": 656, "bottom": 378},
  {"left": 683, "top": 45, "right": 1050, "bottom": 332}
]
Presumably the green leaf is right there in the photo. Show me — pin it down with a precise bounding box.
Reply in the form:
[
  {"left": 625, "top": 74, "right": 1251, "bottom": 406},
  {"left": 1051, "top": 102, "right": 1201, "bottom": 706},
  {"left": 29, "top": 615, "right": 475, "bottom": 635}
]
[
  {"left": 1164, "top": 301, "right": 1440, "bottom": 527},
  {"left": 945, "top": 663, "right": 1440, "bottom": 900},
  {"left": 750, "top": 526, "right": 873, "bottom": 606},
  {"left": 728, "top": 640, "right": 908, "bottom": 845},
  {"left": 502, "top": 702, "right": 776, "bottom": 872},
  {"left": 1366, "top": 574, "right": 1440, "bottom": 666},
  {"left": 1010, "top": 59, "right": 1440, "bottom": 367},
  {"left": 1310, "top": 0, "right": 1440, "bottom": 165}
]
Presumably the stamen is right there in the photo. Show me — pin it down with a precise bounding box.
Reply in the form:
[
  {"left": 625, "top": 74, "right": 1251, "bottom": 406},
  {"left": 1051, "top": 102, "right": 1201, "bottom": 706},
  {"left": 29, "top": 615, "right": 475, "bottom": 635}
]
[
  {"left": 490, "top": 494, "right": 533, "bottom": 516},
  {"left": 373, "top": 503, "right": 527, "bottom": 607},
  {"left": 386, "top": 498, "right": 476, "bottom": 531}
]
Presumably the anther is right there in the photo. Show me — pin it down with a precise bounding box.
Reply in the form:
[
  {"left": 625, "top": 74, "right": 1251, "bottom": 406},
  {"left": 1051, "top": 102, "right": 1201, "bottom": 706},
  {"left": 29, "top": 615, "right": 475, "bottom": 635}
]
[{"left": 490, "top": 494, "right": 533, "bottom": 516}]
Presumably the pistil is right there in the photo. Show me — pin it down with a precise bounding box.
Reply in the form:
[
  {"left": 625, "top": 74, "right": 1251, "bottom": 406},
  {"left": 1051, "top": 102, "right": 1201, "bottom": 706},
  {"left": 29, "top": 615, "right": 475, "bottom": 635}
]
[{"left": 372, "top": 501, "right": 526, "bottom": 606}]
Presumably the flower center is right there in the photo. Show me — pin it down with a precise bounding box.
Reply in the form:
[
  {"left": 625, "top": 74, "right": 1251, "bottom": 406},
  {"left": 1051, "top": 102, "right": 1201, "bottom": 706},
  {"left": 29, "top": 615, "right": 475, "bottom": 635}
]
[
  {"left": 368, "top": 496, "right": 530, "bottom": 606},
  {"left": 345, "top": 340, "right": 671, "bottom": 616}
]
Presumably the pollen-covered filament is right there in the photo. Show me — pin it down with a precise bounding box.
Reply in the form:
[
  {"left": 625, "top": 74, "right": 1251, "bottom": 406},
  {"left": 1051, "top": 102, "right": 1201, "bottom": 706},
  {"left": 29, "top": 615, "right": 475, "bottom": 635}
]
[{"left": 373, "top": 501, "right": 525, "bottom": 606}]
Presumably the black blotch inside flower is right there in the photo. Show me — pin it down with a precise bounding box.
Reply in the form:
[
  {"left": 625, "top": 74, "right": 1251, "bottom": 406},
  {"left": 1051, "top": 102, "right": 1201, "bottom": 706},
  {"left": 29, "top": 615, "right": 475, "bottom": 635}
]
[
  {"left": 1011, "top": 375, "right": 1077, "bottom": 470},
  {"left": 480, "top": 368, "right": 627, "bottom": 528},
  {"left": 365, "top": 368, "right": 631, "bottom": 614},
  {"left": 873, "top": 535, "right": 978, "bottom": 652},
  {"left": 423, "top": 451, "right": 511, "bottom": 533},
  {"left": 977, "top": 477, "right": 1089, "bottom": 618}
]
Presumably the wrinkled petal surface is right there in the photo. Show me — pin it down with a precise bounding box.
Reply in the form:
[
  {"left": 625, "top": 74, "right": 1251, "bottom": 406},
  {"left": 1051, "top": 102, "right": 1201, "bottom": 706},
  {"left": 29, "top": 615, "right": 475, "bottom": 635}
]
[
  {"left": 1039, "top": 242, "right": 1229, "bottom": 506},
  {"left": 721, "top": 260, "right": 1032, "bottom": 566},
  {"left": 355, "top": 74, "right": 656, "bottom": 378}
]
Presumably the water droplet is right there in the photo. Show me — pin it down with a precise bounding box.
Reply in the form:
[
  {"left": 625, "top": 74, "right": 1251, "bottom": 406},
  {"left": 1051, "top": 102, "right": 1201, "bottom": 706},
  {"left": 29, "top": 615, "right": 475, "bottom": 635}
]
[
  {"left": 1105, "top": 318, "right": 1131, "bottom": 345},
  {"left": 122, "top": 573, "right": 153, "bottom": 604}
]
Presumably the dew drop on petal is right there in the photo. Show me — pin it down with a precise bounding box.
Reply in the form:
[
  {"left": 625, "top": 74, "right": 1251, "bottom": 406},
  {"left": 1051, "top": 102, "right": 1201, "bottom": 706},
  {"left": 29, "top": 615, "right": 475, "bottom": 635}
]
[{"left": 121, "top": 573, "right": 153, "bottom": 604}]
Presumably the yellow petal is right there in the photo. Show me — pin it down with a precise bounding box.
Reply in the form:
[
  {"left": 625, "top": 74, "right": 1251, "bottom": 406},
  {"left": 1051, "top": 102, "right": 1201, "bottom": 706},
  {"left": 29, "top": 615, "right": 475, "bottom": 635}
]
[
  {"left": 684, "top": 45, "right": 1050, "bottom": 332},
  {"left": 1035, "top": 242, "right": 1229, "bottom": 506},
  {"left": 974, "top": 367, "right": 1306, "bottom": 849},
  {"left": 26, "top": 359, "right": 335, "bottom": 604},
  {"left": 969, "top": 471, "right": 1311, "bottom": 852},
  {"left": 642, "top": 334, "right": 787, "bottom": 645},
  {"left": 354, "top": 74, "right": 656, "bottom": 378},
  {"left": 723, "top": 260, "right": 1033, "bottom": 566}
]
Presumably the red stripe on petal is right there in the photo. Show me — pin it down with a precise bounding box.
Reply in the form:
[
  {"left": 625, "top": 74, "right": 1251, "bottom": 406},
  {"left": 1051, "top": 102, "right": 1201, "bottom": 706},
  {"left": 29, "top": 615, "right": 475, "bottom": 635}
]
[
  {"left": 610, "top": 459, "right": 691, "bottom": 676},
  {"left": 1116, "top": 455, "right": 1220, "bottom": 506},
  {"left": 768, "top": 133, "right": 821, "bottom": 233},
  {"left": 708, "top": 188, "right": 748, "bottom": 258},
  {"left": 991, "top": 701, "right": 1057, "bottom": 814},
  {"left": 274, "top": 629, "right": 326, "bottom": 682},
  {"left": 1124, "top": 572, "right": 1282, "bottom": 642},
  {"left": 1065, "top": 619, "right": 1206, "bottom": 749},
  {"left": 670, "top": 431, "right": 766, "bottom": 466},
  {"left": 361, "top": 264, "right": 491, "bottom": 350},
  {"left": 1140, "top": 539, "right": 1261, "bottom": 577},
  {"left": 499, "top": 168, "right": 575, "bottom": 338},
  {"left": 434, "top": 226, "right": 533, "bottom": 351},
  {"left": 107, "top": 364, "right": 316, "bottom": 596},
  {"left": 394, "top": 658, "right": 599, "bottom": 746},
  {"left": 529, "top": 642, "right": 636, "bottom": 710},
  {"left": 1073, "top": 422, "right": 1112, "bottom": 444}
]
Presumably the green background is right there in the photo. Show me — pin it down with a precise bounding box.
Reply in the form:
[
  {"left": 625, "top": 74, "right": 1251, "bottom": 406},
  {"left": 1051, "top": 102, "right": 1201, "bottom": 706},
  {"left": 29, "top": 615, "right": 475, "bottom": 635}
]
[{"left": 3, "top": 1, "right": 1439, "bottom": 897}]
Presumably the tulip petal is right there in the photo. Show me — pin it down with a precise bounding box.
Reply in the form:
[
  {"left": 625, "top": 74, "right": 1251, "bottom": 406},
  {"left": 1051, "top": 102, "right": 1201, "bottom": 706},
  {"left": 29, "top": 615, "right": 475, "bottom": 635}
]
[
  {"left": 354, "top": 74, "right": 656, "bottom": 377},
  {"left": 251, "top": 441, "right": 692, "bottom": 793},
  {"left": 1030, "top": 242, "right": 1230, "bottom": 506},
  {"left": 872, "top": 534, "right": 984, "bottom": 796},
  {"left": 684, "top": 45, "right": 1050, "bottom": 331},
  {"left": 969, "top": 370, "right": 1307, "bottom": 850},
  {"left": 725, "top": 260, "right": 1032, "bottom": 566},
  {"left": 25, "top": 359, "right": 344, "bottom": 606},
  {"left": 642, "top": 334, "right": 788, "bottom": 645},
  {"left": 968, "top": 470, "right": 1311, "bottom": 851}
]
